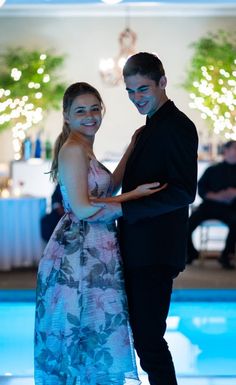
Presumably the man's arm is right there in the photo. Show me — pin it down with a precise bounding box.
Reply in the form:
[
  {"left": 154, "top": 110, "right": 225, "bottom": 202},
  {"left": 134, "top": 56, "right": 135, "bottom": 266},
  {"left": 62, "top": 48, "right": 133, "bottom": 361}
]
[
  {"left": 198, "top": 165, "right": 236, "bottom": 204},
  {"left": 205, "top": 188, "right": 236, "bottom": 204},
  {"left": 87, "top": 183, "right": 167, "bottom": 223},
  {"left": 86, "top": 202, "right": 123, "bottom": 223}
]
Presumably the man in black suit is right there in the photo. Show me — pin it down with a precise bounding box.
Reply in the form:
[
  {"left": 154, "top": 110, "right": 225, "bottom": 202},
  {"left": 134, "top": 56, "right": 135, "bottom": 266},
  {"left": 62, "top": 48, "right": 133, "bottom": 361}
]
[
  {"left": 88, "top": 52, "right": 198, "bottom": 384},
  {"left": 118, "top": 52, "right": 198, "bottom": 385},
  {"left": 187, "top": 140, "right": 236, "bottom": 269},
  {"left": 40, "top": 184, "right": 64, "bottom": 242}
]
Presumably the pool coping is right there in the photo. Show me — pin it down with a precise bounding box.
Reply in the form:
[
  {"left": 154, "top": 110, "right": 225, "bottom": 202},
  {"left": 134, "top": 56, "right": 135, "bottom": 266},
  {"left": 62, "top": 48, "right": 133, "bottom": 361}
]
[{"left": 0, "top": 288, "right": 236, "bottom": 302}]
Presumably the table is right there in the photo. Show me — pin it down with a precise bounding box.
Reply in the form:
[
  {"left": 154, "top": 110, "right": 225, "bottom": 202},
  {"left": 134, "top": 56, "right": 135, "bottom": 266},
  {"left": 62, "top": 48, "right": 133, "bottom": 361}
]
[
  {"left": 0, "top": 197, "right": 46, "bottom": 271},
  {"left": 11, "top": 159, "right": 54, "bottom": 200}
]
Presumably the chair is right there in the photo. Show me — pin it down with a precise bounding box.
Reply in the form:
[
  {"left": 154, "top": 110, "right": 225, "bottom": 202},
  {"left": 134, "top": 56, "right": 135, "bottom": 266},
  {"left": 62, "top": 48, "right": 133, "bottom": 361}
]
[{"left": 198, "top": 220, "right": 229, "bottom": 264}]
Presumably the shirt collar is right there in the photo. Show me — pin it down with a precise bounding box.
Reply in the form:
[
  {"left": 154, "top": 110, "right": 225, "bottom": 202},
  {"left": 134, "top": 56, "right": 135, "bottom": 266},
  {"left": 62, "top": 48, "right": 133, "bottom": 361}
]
[{"left": 146, "top": 99, "right": 174, "bottom": 124}]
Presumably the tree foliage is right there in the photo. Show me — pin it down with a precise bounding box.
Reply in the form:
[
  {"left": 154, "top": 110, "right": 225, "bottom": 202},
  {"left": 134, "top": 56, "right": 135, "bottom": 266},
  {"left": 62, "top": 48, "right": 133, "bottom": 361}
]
[
  {"left": 183, "top": 31, "right": 236, "bottom": 139},
  {"left": 0, "top": 47, "right": 65, "bottom": 133}
]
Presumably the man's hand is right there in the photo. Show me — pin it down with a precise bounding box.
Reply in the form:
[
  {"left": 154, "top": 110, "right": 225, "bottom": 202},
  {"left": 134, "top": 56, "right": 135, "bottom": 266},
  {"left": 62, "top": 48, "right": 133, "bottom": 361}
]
[
  {"left": 224, "top": 187, "right": 236, "bottom": 201},
  {"left": 206, "top": 188, "right": 236, "bottom": 204},
  {"left": 86, "top": 202, "right": 122, "bottom": 223}
]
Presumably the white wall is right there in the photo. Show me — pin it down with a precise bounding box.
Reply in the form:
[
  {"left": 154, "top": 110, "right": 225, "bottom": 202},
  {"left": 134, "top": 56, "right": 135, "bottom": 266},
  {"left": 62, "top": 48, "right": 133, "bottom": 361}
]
[{"left": 0, "top": 13, "right": 235, "bottom": 163}]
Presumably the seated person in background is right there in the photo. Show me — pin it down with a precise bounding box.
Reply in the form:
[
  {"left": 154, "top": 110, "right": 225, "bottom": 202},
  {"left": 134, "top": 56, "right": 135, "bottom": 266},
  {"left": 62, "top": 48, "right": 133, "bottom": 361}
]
[
  {"left": 40, "top": 184, "right": 64, "bottom": 242},
  {"left": 187, "top": 140, "right": 236, "bottom": 270}
]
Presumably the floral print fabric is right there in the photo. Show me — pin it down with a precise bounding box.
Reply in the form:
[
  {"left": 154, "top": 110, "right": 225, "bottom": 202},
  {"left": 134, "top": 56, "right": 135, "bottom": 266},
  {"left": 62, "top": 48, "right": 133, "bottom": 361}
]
[{"left": 34, "top": 159, "right": 140, "bottom": 385}]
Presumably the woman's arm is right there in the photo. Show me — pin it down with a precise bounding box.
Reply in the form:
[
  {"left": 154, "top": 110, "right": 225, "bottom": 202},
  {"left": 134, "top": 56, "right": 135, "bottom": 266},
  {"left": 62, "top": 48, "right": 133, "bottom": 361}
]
[
  {"left": 59, "top": 144, "right": 104, "bottom": 220},
  {"left": 112, "top": 126, "right": 144, "bottom": 194},
  {"left": 90, "top": 182, "right": 168, "bottom": 203}
]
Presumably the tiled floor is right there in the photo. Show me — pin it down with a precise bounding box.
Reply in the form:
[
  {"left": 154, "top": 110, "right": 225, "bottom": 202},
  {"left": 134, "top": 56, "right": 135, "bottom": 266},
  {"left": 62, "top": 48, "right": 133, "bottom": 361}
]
[{"left": 0, "top": 257, "right": 235, "bottom": 290}]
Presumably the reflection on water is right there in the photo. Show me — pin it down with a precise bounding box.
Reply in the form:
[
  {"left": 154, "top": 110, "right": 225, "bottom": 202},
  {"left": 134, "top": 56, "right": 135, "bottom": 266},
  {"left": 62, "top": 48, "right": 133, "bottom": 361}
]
[{"left": 166, "top": 302, "right": 236, "bottom": 376}]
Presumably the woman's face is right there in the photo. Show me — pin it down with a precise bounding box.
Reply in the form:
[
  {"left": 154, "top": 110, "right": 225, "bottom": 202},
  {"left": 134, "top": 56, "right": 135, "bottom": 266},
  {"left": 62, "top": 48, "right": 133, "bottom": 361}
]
[{"left": 64, "top": 93, "right": 102, "bottom": 138}]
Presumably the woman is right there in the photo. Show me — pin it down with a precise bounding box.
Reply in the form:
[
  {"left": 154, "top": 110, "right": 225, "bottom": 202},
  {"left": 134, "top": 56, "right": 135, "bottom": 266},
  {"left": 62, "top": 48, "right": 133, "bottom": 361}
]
[{"left": 34, "top": 82, "right": 165, "bottom": 385}]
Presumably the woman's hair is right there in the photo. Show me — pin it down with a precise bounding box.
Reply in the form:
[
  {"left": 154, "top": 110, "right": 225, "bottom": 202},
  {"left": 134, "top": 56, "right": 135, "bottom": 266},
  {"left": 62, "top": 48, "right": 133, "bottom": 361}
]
[
  {"left": 50, "top": 82, "right": 105, "bottom": 182},
  {"left": 123, "top": 52, "right": 165, "bottom": 85}
]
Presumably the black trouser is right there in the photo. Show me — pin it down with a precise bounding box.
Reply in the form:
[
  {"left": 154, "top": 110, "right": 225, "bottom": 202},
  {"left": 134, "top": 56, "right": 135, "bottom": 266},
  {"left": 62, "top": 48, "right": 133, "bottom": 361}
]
[
  {"left": 188, "top": 201, "right": 236, "bottom": 262},
  {"left": 124, "top": 264, "right": 179, "bottom": 385}
]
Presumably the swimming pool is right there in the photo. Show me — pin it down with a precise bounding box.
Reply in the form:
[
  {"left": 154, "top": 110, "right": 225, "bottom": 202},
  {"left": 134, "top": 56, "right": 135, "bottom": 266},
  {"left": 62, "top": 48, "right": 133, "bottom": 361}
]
[{"left": 0, "top": 289, "right": 236, "bottom": 381}]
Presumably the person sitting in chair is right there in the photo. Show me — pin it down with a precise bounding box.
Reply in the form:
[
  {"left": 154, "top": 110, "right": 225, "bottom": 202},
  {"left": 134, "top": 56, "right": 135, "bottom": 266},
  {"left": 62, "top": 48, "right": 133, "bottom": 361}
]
[
  {"left": 40, "top": 184, "right": 64, "bottom": 242},
  {"left": 187, "top": 140, "right": 236, "bottom": 269}
]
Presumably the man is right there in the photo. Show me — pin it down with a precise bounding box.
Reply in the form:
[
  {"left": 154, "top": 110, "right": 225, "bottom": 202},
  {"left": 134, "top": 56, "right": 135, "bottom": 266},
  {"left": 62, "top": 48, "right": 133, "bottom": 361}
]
[
  {"left": 118, "top": 52, "right": 198, "bottom": 385},
  {"left": 187, "top": 140, "right": 236, "bottom": 269},
  {"left": 89, "top": 52, "right": 198, "bottom": 385},
  {"left": 40, "top": 184, "right": 64, "bottom": 242}
]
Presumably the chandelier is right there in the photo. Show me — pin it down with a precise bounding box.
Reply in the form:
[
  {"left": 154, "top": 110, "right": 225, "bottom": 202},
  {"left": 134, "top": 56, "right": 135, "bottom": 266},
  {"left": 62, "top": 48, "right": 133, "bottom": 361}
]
[{"left": 99, "top": 27, "right": 137, "bottom": 86}]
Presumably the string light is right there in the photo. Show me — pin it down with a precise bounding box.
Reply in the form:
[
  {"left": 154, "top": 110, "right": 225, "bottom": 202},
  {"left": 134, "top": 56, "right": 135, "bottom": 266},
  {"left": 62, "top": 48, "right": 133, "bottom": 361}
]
[
  {"left": 189, "top": 62, "right": 236, "bottom": 140},
  {"left": 0, "top": 54, "right": 47, "bottom": 160}
]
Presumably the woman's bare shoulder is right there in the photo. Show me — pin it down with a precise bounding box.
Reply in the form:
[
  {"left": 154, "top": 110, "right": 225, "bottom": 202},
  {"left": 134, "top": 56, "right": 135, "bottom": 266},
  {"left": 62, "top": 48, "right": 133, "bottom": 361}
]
[{"left": 59, "top": 139, "right": 86, "bottom": 161}]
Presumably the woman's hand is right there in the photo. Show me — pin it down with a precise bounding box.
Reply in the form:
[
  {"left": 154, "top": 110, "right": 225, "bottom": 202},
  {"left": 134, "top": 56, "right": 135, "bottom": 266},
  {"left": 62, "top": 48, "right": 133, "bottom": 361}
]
[
  {"left": 130, "top": 182, "right": 168, "bottom": 199},
  {"left": 89, "top": 182, "right": 168, "bottom": 203}
]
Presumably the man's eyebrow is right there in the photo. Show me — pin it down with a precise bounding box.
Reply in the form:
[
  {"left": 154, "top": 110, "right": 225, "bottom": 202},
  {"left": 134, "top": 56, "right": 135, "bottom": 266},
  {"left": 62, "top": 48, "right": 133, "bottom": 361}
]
[{"left": 126, "top": 85, "right": 149, "bottom": 91}]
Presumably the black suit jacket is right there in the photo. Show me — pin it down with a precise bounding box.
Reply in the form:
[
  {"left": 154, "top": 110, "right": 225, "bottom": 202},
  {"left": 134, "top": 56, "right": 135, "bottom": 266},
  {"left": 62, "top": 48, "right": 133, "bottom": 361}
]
[{"left": 119, "top": 100, "right": 198, "bottom": 271}]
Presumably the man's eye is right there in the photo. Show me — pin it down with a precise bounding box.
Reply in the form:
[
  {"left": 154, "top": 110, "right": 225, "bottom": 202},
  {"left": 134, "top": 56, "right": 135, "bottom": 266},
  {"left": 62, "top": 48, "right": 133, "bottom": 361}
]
[
  {"left": 76, "top": 109, "right": 84, "bottom": 114},
  {"left": 139, "top": 87, "right": 149, "bottom": 92}
]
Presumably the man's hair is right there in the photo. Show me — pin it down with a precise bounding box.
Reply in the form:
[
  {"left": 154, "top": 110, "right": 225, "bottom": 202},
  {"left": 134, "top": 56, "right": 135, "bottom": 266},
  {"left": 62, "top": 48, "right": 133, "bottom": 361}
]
[
  {"left": 123, "top": 52, "right": 165, "bottom": 85},
  {"left": 224, "top": 140, "right": 236, "bottom": 150}
]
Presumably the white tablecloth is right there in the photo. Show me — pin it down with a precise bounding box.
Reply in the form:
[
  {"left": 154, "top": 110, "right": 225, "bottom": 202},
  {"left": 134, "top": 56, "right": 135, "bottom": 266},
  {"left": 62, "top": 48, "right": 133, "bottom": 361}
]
[
  {"left": 11, "top": 159, "right": 54, "bottom": 201},
  {"left": 0, "top": 197, "right": 46, "bottom": 271}
]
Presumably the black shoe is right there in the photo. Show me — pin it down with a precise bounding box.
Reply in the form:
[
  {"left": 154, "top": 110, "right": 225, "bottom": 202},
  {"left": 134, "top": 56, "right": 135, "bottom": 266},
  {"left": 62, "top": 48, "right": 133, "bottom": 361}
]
[{"left": 218, "top": 258, "right": 235, "bottom": 270}]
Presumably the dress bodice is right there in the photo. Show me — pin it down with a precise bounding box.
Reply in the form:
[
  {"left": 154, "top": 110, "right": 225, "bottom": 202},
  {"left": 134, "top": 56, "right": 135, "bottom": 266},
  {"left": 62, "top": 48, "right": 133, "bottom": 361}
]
[{"left": 59, "top": 158, "right": 113, "bottom": 212}]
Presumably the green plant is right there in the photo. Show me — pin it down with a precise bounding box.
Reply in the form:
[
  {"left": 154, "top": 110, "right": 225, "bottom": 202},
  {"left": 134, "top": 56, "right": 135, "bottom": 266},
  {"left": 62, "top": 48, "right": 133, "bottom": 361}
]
[
  {"left": 0, "top": 47, "right": 65, "bottom": 158},
  {"left": 183, "top": 31, "right": 236, "bottom": 140}
]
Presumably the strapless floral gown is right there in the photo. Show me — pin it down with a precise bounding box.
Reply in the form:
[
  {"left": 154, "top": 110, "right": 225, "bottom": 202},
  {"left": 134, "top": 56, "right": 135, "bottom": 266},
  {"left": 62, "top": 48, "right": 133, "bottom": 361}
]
[{"left": 34, "top": 158, "right": 140, "bottom": 385}]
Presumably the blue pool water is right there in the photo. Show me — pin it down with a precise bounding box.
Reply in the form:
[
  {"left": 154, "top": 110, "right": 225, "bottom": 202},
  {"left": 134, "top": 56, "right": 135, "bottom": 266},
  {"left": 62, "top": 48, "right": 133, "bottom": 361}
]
[{"left": 0, "top": 289, "right": 236, "bottom": 378}]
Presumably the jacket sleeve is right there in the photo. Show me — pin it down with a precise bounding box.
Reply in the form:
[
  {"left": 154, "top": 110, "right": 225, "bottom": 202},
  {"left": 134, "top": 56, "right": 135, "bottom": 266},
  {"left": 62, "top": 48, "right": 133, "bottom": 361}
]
[
  {"left": 198, "top": 166, "right": 215, "bottom": 199},
  {"left": 121, "top": 119, "right": 198, "bottom": 224}
]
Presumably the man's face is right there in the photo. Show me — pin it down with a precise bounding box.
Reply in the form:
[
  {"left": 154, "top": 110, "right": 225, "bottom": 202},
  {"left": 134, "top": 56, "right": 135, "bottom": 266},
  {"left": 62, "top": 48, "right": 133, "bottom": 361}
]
[
  {"left": 225, "top": 142, "right": 236, "bottom": 164},
  {"left": 124, "top": 73, "right": 167, "bottom": 118}
]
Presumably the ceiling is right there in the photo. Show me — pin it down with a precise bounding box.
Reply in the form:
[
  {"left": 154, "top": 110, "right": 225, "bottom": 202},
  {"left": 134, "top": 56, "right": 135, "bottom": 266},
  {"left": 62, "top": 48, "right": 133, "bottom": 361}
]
[
  {"left": 1, "top": 0, "right": 236, "bottom": 17},
  {"left": 3, "top": 0, "right": 236, "bottom": 4}
]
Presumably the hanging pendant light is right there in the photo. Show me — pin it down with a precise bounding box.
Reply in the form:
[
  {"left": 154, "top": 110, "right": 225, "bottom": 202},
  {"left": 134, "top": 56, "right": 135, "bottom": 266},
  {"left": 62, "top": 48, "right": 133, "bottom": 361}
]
[{"left": 99, "top": 26, "right": 137, "bottom": 86}]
